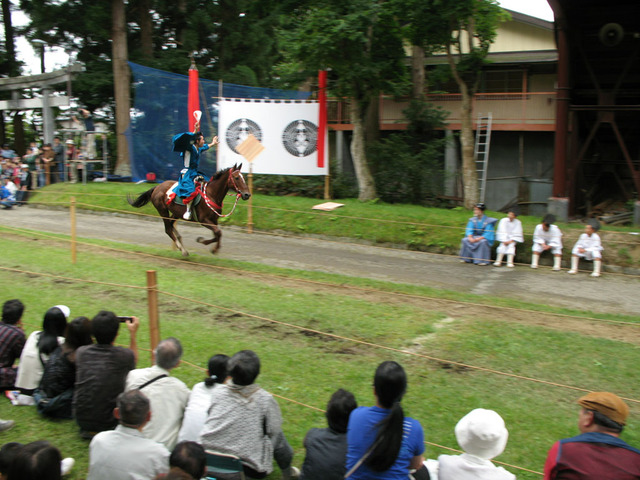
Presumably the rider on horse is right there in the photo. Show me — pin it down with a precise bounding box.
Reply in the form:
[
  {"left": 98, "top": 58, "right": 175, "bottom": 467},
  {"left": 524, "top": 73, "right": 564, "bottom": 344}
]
[{"left": 172, "top": 119, "right": 219, "bottom": 220}]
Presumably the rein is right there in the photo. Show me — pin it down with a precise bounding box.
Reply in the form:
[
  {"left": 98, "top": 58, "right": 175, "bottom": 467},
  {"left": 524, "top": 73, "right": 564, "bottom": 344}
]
[{"left": 198, "top": 169, "right": 243, "bottom": 218}]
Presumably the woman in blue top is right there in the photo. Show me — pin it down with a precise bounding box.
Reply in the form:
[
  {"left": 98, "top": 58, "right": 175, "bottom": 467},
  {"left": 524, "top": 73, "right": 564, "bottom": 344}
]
[
  {"left": 172, "top": 119, "right": 219, "bottom": 220},
  {"left": 345, "top": 361, "right": 428, "bottom": 480}
]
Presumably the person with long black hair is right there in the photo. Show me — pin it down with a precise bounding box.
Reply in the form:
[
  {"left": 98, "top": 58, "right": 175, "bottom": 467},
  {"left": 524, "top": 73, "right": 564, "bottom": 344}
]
[
  {"left": 345, "top": 361, "right": 428, "bottom": 480},
  {"left": 15, "top": 306, "right": 69, "bottom": 396}
]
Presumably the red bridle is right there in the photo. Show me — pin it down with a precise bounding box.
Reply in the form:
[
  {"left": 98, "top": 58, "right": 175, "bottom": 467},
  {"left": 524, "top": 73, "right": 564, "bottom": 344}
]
[{"left": 198, "top": 169, "right": 245, "bottom": 218}]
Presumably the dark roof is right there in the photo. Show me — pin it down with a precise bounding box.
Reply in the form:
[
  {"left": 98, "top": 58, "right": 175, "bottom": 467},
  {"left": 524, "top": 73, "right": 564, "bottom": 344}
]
[{"left": 424, "top": 50, "right": 557, "bottom": 66}]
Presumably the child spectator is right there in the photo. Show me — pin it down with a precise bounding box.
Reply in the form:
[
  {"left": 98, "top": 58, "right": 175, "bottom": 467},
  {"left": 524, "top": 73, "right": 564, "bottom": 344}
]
[{"left": 300, "top": 389, "right": 357, "bottom": 480}]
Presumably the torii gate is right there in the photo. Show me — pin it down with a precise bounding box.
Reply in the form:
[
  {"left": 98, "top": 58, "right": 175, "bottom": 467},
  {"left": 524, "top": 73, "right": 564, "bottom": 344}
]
[{"left": 0, "top": 63, "right": 83, "bottom": 146}]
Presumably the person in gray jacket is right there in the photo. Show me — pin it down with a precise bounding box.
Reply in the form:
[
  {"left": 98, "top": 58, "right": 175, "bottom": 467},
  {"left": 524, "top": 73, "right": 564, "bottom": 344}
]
[{"left": 199, "top": 350, "right": 299, "bottom": 479}]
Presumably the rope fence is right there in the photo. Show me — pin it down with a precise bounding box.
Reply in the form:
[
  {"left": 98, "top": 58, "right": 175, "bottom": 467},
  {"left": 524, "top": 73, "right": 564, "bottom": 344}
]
[{"left": 6, "top": 256, "right": 635, "bottom": 476}]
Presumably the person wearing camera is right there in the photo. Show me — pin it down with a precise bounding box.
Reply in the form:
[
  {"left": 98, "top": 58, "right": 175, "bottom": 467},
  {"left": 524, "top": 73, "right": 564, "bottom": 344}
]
[
  {"left": 125, "top": 337, "right": 190, "bottom": 450},
  {"left": 74, "top": 311, "right": 139, "bottom": 438}
]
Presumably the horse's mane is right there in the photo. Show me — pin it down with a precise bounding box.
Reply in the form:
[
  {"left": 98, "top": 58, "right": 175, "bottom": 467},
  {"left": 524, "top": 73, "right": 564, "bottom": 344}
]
[{"left": 209, "top": 167, "right": 231, "bottom": 182}]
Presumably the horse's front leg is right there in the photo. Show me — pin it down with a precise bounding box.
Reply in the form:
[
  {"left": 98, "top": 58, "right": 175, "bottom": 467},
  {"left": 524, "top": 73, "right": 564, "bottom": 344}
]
[
  {"left": 164, "top": 218, "right": 189, "bottom": 256},
  {"left": 196, "top": 222, "right": 222, "bottom": 254}
]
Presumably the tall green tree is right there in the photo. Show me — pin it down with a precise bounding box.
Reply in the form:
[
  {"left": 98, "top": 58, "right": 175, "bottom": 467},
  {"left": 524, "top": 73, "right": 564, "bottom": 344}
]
[
  {"left": 396, "top": 0, "right": 507, "bottom": 208},
  {"left": 278, "top": 0, "right": 408, "bottom": 201}
]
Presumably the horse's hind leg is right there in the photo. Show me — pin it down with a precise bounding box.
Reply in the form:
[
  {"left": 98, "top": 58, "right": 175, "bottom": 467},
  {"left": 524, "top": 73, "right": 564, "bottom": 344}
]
[
  {"left": 196, "top": 223, "right": 222, "bottom": 254},
  {"left": 164, "top": 218, "right": 189, "bottom": 256}
]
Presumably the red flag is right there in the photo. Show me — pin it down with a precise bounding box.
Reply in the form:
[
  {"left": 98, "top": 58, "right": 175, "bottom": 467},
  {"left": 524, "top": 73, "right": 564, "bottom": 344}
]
[
  {"left": 188, "top": 63, "right": 200, "bottom": 131},
  {"left": 317, "top": 70, "right": 327, "bottom": 168}
]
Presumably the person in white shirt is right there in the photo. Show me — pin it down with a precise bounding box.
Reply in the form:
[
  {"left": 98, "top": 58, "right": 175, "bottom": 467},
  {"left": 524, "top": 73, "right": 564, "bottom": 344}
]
[
  {"left": 125, "top": 337, "right": 190, "bottom": 450},
  {"left": 88, "top": 390, "right": 169, "bottom": 480},
  {"left": 177, "top": 353, "right": 229, "bottom": 443},
  {"left": 493, "top": 207, "right": 524, "bottom": 268},
  {"left": 531, "top": 214, "right": 563, "bottom": 271},
  {"left": 568, "top": 219, "right": 604, "bottom": 277},
  {"left": 426, "top": 408, "right": 515, "bottom": 480}
]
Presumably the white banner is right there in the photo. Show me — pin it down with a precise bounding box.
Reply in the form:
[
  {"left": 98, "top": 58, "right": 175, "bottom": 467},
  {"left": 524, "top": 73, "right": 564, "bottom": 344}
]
[{"left": 217, "top": 99, "right": 328, "bottom": 175}]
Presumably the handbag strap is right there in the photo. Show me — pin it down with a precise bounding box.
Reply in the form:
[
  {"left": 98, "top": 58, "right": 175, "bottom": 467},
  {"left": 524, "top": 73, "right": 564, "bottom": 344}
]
[{"left": 137, "top": 374, "right": 167, "bottom": 390}]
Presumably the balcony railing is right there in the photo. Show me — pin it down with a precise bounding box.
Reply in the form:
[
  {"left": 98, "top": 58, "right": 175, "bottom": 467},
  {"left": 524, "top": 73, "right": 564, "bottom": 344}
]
[{"left": 327, "top": 92, "right": 557, "bottom": 129}]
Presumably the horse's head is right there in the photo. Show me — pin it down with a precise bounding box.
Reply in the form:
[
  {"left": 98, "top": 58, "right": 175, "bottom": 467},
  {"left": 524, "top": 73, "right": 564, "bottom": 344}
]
[{"left": 228, "top": 163, "right": 251, "bottom": 201}]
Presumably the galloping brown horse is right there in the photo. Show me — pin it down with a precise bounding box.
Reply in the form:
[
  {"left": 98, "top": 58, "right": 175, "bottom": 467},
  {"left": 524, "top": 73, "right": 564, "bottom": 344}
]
[{"left": 127, "top": 164, "right": 250, "bottom": 256}]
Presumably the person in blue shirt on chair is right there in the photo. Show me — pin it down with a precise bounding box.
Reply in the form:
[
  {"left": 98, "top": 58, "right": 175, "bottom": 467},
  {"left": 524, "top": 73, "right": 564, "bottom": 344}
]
[{"left": 459, "top": 203, "right": 496, "bottom": 266}]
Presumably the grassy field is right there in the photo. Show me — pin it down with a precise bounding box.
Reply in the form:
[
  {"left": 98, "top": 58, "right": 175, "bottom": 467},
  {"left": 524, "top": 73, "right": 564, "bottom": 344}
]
[
  {"left": 1, "top": 209, "right": 639, "bottom": 480},
  {"left": 25, "top": 182, "right": 640, "bottom": 268}
]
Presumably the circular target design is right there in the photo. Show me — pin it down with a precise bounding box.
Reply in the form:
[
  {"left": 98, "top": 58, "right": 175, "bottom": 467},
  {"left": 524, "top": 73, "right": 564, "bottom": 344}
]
[
  {"left": 282, "top": 120, "right": 317, "bottom": 157},
  {"left": 225, "top": 118, "right": 262, "bottom": 154}
]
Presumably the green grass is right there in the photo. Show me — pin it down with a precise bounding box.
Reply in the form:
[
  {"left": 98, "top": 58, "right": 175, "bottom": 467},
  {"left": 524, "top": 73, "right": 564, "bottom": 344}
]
[{"left": 1, "top": 227, "right": 640, "bottom": 480}]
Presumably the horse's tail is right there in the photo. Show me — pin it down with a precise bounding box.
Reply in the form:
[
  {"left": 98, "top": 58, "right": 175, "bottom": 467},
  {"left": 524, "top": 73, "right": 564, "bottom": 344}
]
[{"left": 127, "top": 187, "right": 156, "bottom": 208}]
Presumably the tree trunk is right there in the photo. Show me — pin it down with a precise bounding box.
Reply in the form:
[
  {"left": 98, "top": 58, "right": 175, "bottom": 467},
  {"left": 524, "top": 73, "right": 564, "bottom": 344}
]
[
  {"left": 2, "top": 0, "right": 18, "bottom": 77},
  {"left": 459, "top": 83, "right": 478, "bottom": 208},
  {"left": 349, "top": 99, "right": 377, "bottom": 201},
  {"left": 139, "top": 0, "right": 153, "bottom": 59},
  {"left": 411, "top": 44, "right": 425, "bottom": 100},
  {"left": 112, "top": 0, "right": 131, "bottom": 176},
  {"left": 364, "top": 94, "right": 379, "bottom": 145}
]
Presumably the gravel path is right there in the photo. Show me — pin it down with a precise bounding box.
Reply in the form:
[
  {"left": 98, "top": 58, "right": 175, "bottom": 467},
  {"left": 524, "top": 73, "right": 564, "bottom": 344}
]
[{"left": 1, "top": 206, "right": 638, "bottom": 316}]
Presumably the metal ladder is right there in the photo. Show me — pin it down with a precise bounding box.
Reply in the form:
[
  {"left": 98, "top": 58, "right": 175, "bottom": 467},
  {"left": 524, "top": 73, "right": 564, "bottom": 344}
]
[{"left": 474, "top": 113, "right": 493, "bottom": 204}]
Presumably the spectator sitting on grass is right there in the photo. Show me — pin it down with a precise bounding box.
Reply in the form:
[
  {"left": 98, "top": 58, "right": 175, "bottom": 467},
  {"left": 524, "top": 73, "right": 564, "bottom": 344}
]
[
  {"left": 88, "top": 390, "right": 169, "bottom": 480},
  {"left": 177, "top": 353, "right": 229, "bottom": 443},
  {"left": 74, "top": 311, "right": 139, "bottom": 437},
  {"left": 34, "top": 316, "right": 93, "bottom": 419},
  {"left": 15, "top": 305, "right": 69, "bottom": 396},
  {"left": 426, "top": 408, "right": 515, "bottom": 480},
  {"left": 299, "top": 388, "right": 357, "bottom": 480},
  {"left": 0, "top": 299, "right": 26, "bottom": 391}
]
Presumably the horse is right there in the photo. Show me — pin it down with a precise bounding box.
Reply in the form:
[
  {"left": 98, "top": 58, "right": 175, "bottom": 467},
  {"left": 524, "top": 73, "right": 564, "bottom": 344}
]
[{"left": 127, "top": 164, "right": 250, "bottom": 256}]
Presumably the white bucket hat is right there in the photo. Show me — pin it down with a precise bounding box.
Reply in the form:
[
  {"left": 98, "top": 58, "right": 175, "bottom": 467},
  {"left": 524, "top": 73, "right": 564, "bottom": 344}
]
[
  {"left": 454, "top": 408, "right": 509, "bottom": 460},
  {"left": 53, "top": 304, "right": 71, "bottom": 319}
]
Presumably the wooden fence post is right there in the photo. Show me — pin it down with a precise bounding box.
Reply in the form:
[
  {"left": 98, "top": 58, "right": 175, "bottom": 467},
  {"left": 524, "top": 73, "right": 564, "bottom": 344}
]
[
  {"left": 147, "top": 270, "right": 160, "bottom": 363},
  {"left": 70, "top": 196, "right": 77, "bottom": 264}
]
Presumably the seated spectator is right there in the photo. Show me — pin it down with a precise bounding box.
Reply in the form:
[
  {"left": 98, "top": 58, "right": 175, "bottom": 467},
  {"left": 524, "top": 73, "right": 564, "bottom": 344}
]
[
  {"left": 6, "top": 440, "right": 62, "bottom": 480},
  {"left": 15, "top": 164, "right": 31, "bottom": 205},
  {"left": 459, "top": 203, "right": 497, "bottom": 266},
  {"left": 299, "top": 388, "right": 357, "bottom": 480},
  {"left": 531, "top": 214, "right": 563, "bottom": 270},
  {"left": 568, "top": 219, "right": 604, "bottom": 277},
  {"left": 15, "top": 305, "right": 69, "bottom": 396},
  {"left": 543, "top": 391, "right": 640, "bottom": 479},
  {"left": 74, "top": 311, "right": 139, "bottom": 437},
  {"left": 200, "top": 350, "right": 299, "bottom": 480},
  {"left": 177, "top": 353, "right": 229, "bottom": 443},
  {"left": 34, "top": 316, "right": 93, "bottom": 419},
  {"left": 0, "top": 442, "right": 22, "bottom": 480},
  {"left": 0, "top": 299, "right": 26, "bottom": 391},
  {"left": 0, "top": 144, "right": 16, "bottom": 160},
  {"left": 345, "top": 361, "right": 428, "bottom": 480},
  {"left": 429, "top": 408, "right": 515, "bottom": 480},
  {"left": 493, "top": 206, "right": 524, "bottom": 268},
  {"left": 0, "top": 178, "right": 16, "bottom": 209},
  {"left": 125, "top": 337, "right": 190, "bottom": 450},
  {"left": 168, "top": 441, "right": 206, "bottom": 480},
  {"left": 88, "top": 390, "right": 170, "bottom": 480}
]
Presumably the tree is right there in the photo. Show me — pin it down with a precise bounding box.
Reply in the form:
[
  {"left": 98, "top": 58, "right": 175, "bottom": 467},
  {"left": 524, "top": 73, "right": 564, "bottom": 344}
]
[
  {"left": 112, "top": 0, "right": 130, "bottom": 175},
  {"left": 396, "top": 0, "right": 507, "bottom": 208},
  {"left": 278, "top": 0, "right": 408, "bottom": 201}
]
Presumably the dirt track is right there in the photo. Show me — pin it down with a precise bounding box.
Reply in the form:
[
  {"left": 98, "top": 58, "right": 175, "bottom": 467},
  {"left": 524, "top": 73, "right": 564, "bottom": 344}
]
[{"left": 1, "top": 205, "right": 639, "bottom": 317}]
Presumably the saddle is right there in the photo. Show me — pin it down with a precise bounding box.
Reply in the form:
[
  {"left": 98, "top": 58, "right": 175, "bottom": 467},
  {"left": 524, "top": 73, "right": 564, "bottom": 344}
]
[{"left": 166, "top": 182, "right": 202, "bottom": 207}]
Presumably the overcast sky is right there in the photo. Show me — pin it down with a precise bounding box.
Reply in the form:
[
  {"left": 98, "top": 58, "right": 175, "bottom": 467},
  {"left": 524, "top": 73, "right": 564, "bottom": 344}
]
[{"left": 12, "top": 0, "right": 555, "bottom": 76}]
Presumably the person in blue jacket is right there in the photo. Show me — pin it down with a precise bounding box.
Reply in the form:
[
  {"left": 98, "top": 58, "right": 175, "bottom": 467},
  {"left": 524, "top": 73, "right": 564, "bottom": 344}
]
[
  {"left": 459, "top": 203, "right": 496, "bottom": 266},
  {"left": 172, "top": 119, "right": 218, "bottom": 220}
]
